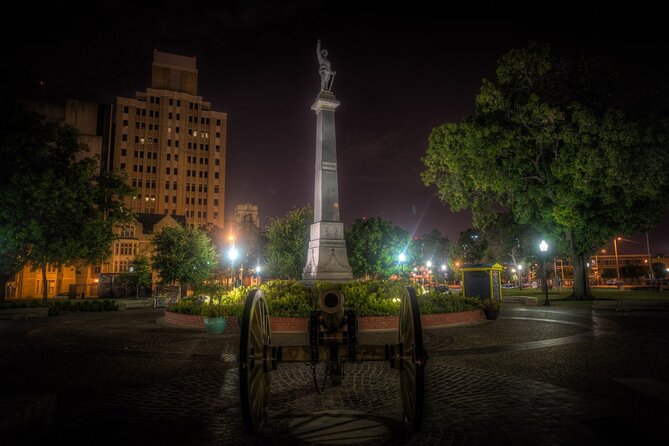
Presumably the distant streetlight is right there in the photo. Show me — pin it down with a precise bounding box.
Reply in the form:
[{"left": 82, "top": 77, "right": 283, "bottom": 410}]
[
  {"left": 129, "top": 266, "right": 138, "bottom": 299},
  {"left": 540, "top": 240, "right": 549, "bottom": 306},
  {"left": 255, "top": 265, "right": 262, "bottom": 285},
  {"left": 228, "top": 247, "right": 239, "bottom": 288},
  {"left": 426, "top": 260, "right": 432, "bottom": 268},
  {"left": 397, "top": 252, "right": 406, "bottom": 279}
]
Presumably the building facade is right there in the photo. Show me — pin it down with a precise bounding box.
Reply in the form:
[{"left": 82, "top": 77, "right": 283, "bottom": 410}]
[{"left": 112, "top": 50, "right": 228, "bottom": 229}]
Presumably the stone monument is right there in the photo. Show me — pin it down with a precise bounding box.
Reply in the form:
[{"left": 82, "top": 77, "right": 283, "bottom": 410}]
[{"left": 302, "top": 40, "right": 353, "bottom": 283}]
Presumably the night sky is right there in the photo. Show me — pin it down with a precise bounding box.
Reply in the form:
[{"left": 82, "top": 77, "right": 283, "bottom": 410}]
[{"left": 4, "top": 2, "right": 669, "bottom": 254}]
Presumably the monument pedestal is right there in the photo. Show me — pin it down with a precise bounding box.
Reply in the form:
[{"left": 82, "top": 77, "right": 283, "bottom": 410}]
[{"left": 302, "top": 221, "right": 352, "bottom": 283}]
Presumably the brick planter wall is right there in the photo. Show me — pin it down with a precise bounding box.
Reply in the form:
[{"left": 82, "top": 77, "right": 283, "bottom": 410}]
[
  {"left": 164, "top": 309, "right": 483, "bottom": 331},
  {"left": 164, "top": 311, "right": 238, "bottom": 330}
]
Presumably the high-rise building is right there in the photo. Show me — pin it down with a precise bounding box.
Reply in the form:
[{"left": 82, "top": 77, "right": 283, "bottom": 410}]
[
  {"left": 113, "top": 50, "right": 227, "bottom": 228},
  {"left": 23, "top": 99, "right": 113, "bottom": 171}
]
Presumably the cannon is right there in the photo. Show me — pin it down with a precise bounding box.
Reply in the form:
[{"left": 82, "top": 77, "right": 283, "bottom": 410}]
[{"left": 239, "top": 286, "right": 427, "bottom": 434}]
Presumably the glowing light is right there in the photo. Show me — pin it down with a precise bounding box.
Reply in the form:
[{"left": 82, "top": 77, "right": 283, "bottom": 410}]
[
  {"left": 228, "top": 247, "right": 238, "bottom": 261},
  {"left": 540, "top": 240, "right": 548, "bottom": 252},
  {"left": 398, "top": 253, "right": 406, "bottom": 262}
]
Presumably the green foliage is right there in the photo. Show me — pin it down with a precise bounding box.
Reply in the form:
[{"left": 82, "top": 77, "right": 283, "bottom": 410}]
[
  {"left": 260, "top": 280, "right": 315, "bottom": 317},
  {"left": 451, "top": 229, "right": 488, "bottom": 264},
  {"left": 152, "top": 225, "right": 217, "bottom": 291},
  {"left": 167, "top": 298, "right": 201, "bottom": 315},
  {"left": 118, "top": 256, "right": 152, "bottom": 287},
  {"left": 417, "top": 292, "right": 482, "bottom": 313},
  {"left": 345, "top": 217, "right": 412, "bottom": 279},
  {"left": 478, "top": 297, "right": 502, "bottom": 310},
  {"left": 265, "top": 206, "right": 312, "bottom": 280},
  {"left": 421, "top": 42, "right": 669, "bottom": 299},
  {"left": 0, "top": 99, "right": 134, "bottom": 303},
  {"left": 340, "top": 280, "right": 401, "bottom": 315},
  {"left": 620, "top": 264, "right": 647, "bottom": 280},
  {"left": 652, "top": 262, "right": 667, "bottom": 279}
]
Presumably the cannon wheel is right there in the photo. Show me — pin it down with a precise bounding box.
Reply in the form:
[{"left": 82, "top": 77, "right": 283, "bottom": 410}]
[
  {"left": 239, "top": 289, "right": 271, "bottom": 434},
  {"left": 398, "top": 286, "right": 426, "bottom": 432}
]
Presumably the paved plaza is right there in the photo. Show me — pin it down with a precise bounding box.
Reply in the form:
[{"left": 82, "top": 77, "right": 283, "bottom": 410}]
[{"left": 1, "top": 303, "right": 668, "bottom": 445}]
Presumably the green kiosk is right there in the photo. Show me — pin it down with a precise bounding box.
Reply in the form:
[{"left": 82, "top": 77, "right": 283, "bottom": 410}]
[{"left": 460, "top": 263, "right": 504, "bottom": 301}]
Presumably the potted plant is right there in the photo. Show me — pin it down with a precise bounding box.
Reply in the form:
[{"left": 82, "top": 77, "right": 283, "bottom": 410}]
[
  {"left": 480, "top": 297, "right": 501, "bottom": 320},
  {"left": 202, "top": 304, "right": 229, "bottom": 335}
]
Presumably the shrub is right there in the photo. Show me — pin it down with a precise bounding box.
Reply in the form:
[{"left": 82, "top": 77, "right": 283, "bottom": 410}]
[
  {"left": 260, "top": 280, "right": 315, "bottom": 317},
  {"left": 168, "top": 298, "right": 201, "bottom": 315},
  {"left": 417, "top": 292, "right": 481, "bottom": 314}
]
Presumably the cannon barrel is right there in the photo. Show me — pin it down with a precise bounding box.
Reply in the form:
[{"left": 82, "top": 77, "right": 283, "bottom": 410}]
[{"left": 318, "top": 289, "right": 344, "bottom": 331}]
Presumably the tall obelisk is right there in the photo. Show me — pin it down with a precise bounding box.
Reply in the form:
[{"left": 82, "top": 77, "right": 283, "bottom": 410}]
[{"left": 302, "top": 40, "right": 353, "bottom": 283}]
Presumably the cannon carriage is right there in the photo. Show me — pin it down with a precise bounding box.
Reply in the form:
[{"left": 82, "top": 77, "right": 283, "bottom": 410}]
[{"left": 238, "top": 286, "right": 428, "bottom": 434}]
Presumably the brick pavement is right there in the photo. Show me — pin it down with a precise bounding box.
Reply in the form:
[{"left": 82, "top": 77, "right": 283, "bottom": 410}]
[{"left": 1, "top": 305, "right": 667, "bottom": 445}]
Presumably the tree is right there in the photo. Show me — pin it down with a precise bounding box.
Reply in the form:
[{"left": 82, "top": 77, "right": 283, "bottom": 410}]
[
  {"left": 0, "top": 99, "right": 133, "bottom": 304},
  {"left": 265, "top": 206, "right": 312, "bottom": 280},
  {"left": 152, "top": 225, "right": 217, "bottom": 297},
  {"left": 415, "top": 229, "right": 450, "bottom": 265},
  {"left": 345, "top": 217, "right": 412, "bottom": 279},
  {"left": 118, "top": 256, "right": 152, "bottom": 297},
  {"left": 450, "top": 229, "right": 488, "bottom": 264},
  {"left": 422, "top": 42, "right": 669, "bottom": 299},
  {"left": 652, "top": 262, "right": 667, "bottom": 279},
  {"left": 619, "top": 264, "right": 646, "bottom": 282},
  {"left": 482, "top": 212, "right": 539, "bottom": 266}
]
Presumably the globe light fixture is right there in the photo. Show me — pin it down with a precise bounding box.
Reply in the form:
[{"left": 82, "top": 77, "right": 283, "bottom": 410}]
[{"left": 539, "top": 240, "right": 549, "bottom": 306}]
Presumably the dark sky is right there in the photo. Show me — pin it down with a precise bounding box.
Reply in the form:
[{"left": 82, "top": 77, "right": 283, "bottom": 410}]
[{"left": 4, "top": 2, "right": 669, "bottom": 254}]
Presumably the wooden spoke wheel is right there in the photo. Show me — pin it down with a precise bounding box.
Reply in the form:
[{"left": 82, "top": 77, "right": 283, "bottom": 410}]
[
  {"left": 398, "top": 286, "right": 426, "bottom": 432},
  {"left": 239, "top": 289, "right": 272, "bottom": 434}
]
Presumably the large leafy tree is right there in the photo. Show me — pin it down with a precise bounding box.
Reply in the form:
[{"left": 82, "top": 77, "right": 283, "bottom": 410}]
[
  {"left": 422, "top": 42, "right": 669, "bottom": 299},
  {"left": 0, "top": 99, "right": 133, "bottom": 303},
  {"left": 118, "top": 256, "right": 152, "bottom": 297},
  {"left": 345, "top": 217, "right": 412, "bottom": 279},
  {"left": 450, "top": 229, "right": 488, "bottom": 264},
  {"left": 152, "top": 225, "right": 217, "bottom": 296},
  {"left": 482, "top": 212, "right": 539, "bottom": 266},
  {"left": 415, "top": 229, "right": 450, "bottom": 265},
  {"left": 265, "top": 206, "right": 312, "bottom": 280}
]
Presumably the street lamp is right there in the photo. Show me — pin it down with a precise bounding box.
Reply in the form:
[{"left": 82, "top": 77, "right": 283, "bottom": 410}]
[
  {"left": 613, "top": 237, "right": 621, "bottom": 281},
  {"left": 518, "top": 264, "right": 523, "bottom": 290},
  {"left": 129, "top": 266, "right": 138, "bottom": 299},
  {"left": 228, "top": 246, "right": 239, "bottom": 288},
  {"left": 540, "top": 240, "right": 549, "bottom": 306},
  {"left": 398, "top": 252, "right": 406, "bottom": 279},
  {"left": 255, "top": 265, "right": 262, "bottom": 285}
]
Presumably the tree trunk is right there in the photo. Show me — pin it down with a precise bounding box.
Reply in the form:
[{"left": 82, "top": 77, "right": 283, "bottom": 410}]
[
  {"left": 566, "top": 231, "right": 593, "bottom": 300},
  {"left": 0, "top": 273, "right": 11, "bottom": 303},
  {"left": 41, "top": 262, "right": 48, "bottom": 305}
]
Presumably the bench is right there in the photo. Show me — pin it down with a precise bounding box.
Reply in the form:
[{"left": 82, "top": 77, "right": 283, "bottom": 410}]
[{"left": 613, "top": 378, "right": 669, "bottom": 440}]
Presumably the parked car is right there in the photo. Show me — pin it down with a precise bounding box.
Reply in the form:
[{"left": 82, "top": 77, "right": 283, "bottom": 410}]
[
  {"left": 501, "top": 283, "right": 516, "bottom": 289},
  {"left": 55, "top": 292, "right": 70, "bottom": 299}
]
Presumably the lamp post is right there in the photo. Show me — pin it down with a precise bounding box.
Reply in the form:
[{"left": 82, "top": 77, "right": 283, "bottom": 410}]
[
  {"left": 613, "top": 237, "right": 621, "bottom": 281},
  {"left": 540, "top": 240, "right": 549, "bottom": 306},
  {"left": 518, "top": 264, "right": 523, "bottom": 290},
  {"left": 128, "top": 266, "right": 138, "bottom": 299},
  {"left": 228, "top": 247, "right": 238, "bottom": 288},
  {"left": 398, "top": 252, "right": 406, "bottom": 279},
  {"left": 426, "top": 261, "right": 432, "bottom": 288},
  {"left": 255, "top": 265, "right": 262, "bottom": 286}
]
